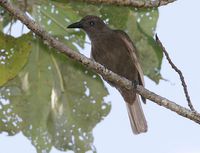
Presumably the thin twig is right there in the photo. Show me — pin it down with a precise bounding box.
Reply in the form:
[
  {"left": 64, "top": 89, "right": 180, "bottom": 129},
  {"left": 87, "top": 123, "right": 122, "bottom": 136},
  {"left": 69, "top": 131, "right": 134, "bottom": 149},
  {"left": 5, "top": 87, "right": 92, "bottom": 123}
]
[
  {"left": 7, "top": 16, "right": 13, "bottom": 34},
  {"left": 155, "top": 34, "right": 195, "bottom": 111},
  {"left": 0, "top": 0, "right": 200, "bottom": 124}
]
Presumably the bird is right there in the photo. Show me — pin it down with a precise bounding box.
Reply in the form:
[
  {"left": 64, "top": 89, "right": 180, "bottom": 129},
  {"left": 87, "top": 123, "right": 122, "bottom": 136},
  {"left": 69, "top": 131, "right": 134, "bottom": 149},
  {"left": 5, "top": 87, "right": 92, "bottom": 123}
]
[{"left": 67, "top": 15, "right": 147, "bottom": 134}]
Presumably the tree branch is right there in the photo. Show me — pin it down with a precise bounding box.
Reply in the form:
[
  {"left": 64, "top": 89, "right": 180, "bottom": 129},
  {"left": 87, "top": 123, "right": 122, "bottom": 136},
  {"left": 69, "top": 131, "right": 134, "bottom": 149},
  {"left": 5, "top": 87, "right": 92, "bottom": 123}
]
[
  {"left": 1, "top": 0, "right": 200, "bottom": 125},
  {"left": 81, "top": 0, "right": 177, "bottom": 8}
]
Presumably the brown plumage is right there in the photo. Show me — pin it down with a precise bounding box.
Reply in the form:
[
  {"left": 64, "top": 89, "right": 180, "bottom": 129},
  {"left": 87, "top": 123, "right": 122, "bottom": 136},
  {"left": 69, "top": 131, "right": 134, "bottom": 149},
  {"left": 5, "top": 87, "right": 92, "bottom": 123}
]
[{"left": 68, "top": 15, "right": 147, "bottom": 134}]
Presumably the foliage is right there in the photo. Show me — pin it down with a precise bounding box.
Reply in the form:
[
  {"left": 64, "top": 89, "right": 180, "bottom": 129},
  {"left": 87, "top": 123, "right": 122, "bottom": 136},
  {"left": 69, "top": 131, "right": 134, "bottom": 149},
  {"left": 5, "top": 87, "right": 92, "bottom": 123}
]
[
  {"left": 0, "top": 32, "right": 31, "bottom": 86},
  {"left": 0, "top": 0, "right": 163, "bottom": 153}
]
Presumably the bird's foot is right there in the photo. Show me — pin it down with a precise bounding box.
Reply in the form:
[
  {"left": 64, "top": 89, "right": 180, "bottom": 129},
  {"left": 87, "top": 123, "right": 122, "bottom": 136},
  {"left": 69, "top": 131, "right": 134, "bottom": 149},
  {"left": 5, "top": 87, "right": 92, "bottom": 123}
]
[{"left": 132, "top": 80, "right": 139, "bottom": 89}]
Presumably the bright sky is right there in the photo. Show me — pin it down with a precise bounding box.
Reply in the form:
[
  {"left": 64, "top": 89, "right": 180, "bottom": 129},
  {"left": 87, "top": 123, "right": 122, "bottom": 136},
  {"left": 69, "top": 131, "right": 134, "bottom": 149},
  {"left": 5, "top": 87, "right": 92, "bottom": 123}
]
[{"left": 1, "top": 0, "right": 200, "bottom": 153}]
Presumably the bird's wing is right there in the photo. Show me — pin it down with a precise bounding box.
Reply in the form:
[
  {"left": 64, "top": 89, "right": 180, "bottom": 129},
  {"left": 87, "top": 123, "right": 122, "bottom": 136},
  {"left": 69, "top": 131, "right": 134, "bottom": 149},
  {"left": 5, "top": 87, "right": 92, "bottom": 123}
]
[{"left": 114, "top": 30, "right": 145, "bottom": 87}]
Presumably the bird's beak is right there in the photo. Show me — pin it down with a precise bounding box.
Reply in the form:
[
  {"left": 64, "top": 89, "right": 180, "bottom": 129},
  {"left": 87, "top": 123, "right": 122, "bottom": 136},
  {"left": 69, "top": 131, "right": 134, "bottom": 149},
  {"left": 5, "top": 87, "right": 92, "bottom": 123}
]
[{"left": 67, "top": 21, "right": 83, "bottom": 29}]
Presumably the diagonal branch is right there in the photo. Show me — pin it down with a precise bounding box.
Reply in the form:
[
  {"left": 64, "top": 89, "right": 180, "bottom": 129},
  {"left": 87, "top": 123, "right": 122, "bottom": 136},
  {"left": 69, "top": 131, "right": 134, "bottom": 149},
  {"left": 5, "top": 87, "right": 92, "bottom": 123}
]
[
  {"left": 0, "top": 0, "right": 200, "bottom": 125},
  {"left": 82, "top": 0, "right": 177, "bottom": 8},
  {"left": 156, "top": 35, "right": 195, "bottom": 111}
]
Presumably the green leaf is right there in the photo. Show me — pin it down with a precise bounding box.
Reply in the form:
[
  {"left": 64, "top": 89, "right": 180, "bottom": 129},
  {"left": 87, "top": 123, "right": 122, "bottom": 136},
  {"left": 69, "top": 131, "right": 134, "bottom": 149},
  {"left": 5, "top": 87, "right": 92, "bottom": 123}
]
[
  {"left": 0, "top": 32, "right": 32, "bottom": 86},
  {"left": 134, "top": 8, "right": 163, "bottom": 83},
  {"left": 0, "top": 40, "right": 110, "bottom": 153},
  {"left": 100, "top": 5, "right": 130, "bottom": 29}
]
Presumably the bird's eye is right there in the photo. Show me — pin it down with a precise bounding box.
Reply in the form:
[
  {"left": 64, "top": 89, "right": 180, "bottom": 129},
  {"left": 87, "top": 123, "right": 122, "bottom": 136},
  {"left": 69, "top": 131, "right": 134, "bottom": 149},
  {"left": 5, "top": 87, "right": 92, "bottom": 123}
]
[{"left": 89, "top": 21, "right": 95, "bottom": 26}]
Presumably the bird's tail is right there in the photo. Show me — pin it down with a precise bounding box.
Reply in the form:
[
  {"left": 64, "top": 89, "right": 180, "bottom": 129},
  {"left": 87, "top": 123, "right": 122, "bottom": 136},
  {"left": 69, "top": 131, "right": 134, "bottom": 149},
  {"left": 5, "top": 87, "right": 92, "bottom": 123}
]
[
  {"left": 126, "top": 95, "right": 147, "bottom": 134},
  {"left": 120, "top": 89, "right": 147, "bottom": 134}
]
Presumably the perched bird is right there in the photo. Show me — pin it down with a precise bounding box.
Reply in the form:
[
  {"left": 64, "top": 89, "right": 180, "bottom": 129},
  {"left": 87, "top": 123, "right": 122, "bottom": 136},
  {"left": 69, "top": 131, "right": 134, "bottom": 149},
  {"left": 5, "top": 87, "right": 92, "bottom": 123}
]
[{"left": 67, "top": 15, "right": 147, "bottom": 134}]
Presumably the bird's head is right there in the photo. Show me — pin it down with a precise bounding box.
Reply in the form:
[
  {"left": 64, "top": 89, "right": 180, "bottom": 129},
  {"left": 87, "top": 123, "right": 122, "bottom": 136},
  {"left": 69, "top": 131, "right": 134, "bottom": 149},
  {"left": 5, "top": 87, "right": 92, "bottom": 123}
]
[{"left": 67, "top": 15, "right": 109, "bottom": 38}]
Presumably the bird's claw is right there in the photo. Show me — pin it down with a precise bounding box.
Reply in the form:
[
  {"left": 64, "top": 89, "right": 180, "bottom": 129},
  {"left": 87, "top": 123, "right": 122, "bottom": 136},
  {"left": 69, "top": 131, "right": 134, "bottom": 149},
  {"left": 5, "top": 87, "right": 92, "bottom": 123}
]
[{"left": 132, "top": 80, "right": 139, "bottom": 89}]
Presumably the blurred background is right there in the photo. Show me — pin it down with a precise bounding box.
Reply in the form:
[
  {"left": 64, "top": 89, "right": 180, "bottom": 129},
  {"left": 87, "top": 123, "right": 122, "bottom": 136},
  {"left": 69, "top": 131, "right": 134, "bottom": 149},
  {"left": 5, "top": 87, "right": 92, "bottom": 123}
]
[{"left": 0, "top": 0, "right": 200, "bottom": 153}]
